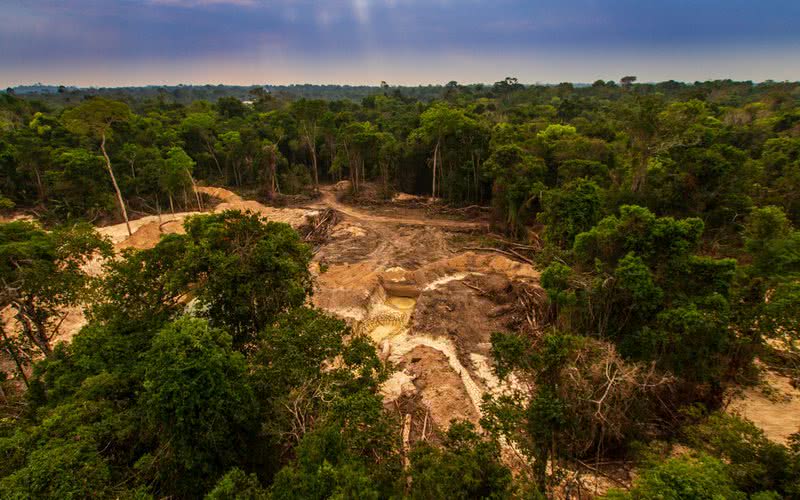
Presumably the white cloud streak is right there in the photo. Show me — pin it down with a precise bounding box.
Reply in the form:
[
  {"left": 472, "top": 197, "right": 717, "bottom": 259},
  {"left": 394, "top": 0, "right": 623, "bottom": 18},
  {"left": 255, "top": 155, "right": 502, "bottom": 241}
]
[{"left": 148, "top": 0, "right": 257, "bottom": 7}]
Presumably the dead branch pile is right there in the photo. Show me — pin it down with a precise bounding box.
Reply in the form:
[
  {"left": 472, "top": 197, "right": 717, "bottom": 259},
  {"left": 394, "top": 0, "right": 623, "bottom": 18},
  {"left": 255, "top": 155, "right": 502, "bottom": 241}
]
[
  {"left": 425, "top": 204, "right": 491, "bottom": 219},
  {"left": 300, "top": 208, "right": 340, "bottom": 247},
  {"left": 462, "top": 233, "right": 542, "bottom": 267},
  {"left": 515, "top": 283, "right": 550, "bottom": 334},
  {"left": 479, "top": 279, "right": 550, "bottom": 336},
  {"left": 463, "top": 246, "right": 536, "bottom": 266},
  {"left": 560, "top": 340, "right": 675, "bottom": 458}
]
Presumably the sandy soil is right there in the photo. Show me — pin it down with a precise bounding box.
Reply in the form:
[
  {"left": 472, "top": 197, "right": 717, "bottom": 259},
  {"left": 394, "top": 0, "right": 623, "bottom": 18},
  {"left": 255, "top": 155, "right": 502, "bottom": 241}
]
[
  {"left": 303, "top": 185, "right": 541, "bottom": 436},
  {"left": 91, "top": 183, "right": 530, "bottom": 437},
  {"left": 728, "top": 368, "right": 800, "bottom": 444},
  {"left": 313, "top": 185, "right": 485, "bottom": 231},
  {"left": 95, "top": 186, "right": 317, "bottom": 252}
]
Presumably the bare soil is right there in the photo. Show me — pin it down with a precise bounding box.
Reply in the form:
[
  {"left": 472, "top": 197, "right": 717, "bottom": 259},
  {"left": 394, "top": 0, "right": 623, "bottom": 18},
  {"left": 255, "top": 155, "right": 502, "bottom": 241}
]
[
  {"left": 728, "top": 367, "right": 800, "bottom": 444},
  {"left": 4, "top": 184, "right": 541, "bottom": 438}
]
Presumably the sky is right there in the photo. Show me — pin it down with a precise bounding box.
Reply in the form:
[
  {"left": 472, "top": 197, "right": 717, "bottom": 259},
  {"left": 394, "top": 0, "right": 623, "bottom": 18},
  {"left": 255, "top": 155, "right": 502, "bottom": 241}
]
[{"left": 2, "top": 0, "right": 800, "bottom": 87}]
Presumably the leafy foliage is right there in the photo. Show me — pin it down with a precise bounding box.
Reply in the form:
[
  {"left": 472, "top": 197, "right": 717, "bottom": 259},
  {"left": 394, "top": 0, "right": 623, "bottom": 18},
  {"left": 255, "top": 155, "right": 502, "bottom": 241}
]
[
  {"left": 408, "top": 421, "right": 513, "bottom": 499},
  {"left": 3, "top": 79, "right": 800, "bottom": 498}
]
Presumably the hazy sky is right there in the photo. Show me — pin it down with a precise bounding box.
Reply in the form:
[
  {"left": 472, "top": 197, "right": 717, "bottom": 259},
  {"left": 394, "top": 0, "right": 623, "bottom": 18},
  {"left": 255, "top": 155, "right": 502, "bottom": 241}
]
[{"left": 2, "top": 0, "right": 800, "bottom": 87}]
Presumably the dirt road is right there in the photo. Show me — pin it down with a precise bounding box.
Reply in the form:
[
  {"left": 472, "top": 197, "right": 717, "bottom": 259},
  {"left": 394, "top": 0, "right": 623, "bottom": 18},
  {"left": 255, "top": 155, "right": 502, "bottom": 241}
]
[{"left": 312, "top": 186, "right": 486, "bottom": 230}]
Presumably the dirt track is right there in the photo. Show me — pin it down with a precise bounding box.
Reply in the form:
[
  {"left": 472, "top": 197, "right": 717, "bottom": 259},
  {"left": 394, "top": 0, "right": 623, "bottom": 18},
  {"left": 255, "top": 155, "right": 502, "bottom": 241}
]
[{"left": 312, "top": 186, "right": 487, "bottom": 230}]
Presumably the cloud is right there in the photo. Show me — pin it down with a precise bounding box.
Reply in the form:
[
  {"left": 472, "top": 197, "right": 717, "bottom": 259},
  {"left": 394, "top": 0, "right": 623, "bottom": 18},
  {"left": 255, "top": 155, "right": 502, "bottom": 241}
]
[
  {"left": 148, "top": 0, "right": 257, "bottom": 7},
  {"left": 351, "top": 0, "right": 370, "bottom": 25},
  {"left": 3, "top": 0, "right": 799, "bottom": 85}
]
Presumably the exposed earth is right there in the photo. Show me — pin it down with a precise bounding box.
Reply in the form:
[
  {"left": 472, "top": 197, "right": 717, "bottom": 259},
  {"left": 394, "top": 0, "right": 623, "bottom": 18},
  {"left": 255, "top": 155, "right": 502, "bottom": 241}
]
[
  {"left": 90, "top": 183, "right": 538, "bottom": 437},
  {"left": 4, "top": 182, "right": 799, "bottom": 495}
]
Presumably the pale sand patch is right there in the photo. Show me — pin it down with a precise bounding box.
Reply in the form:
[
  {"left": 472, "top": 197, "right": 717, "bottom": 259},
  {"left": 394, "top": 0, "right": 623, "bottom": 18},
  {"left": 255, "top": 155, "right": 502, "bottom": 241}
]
[{"left": 729, "top": 369, "right": 800, "bottom": 444}]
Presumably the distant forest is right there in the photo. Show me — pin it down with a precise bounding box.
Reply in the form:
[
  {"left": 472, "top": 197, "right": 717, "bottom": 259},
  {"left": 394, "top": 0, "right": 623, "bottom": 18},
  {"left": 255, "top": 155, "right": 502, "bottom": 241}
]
[{"left": 8, "top": 82, "right": 452, "bottom": 105}]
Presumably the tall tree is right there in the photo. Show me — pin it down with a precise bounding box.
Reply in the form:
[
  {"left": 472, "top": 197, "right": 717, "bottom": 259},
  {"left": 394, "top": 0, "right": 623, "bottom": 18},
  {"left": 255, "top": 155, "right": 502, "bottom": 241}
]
[
  {"left": 160, "top": 147, "right": 197, "bottom": 213},
  {"left": 261, "top": 139, "right": 282, "bottom": 200},
  {"left": 0, "top": 221, "right": 110, "bottom": 364},
  {"left": 291, "top": 99, "right": 327, "bottom": 191},
  {"left": 181, "top": 112, "right": 223, "bottom": 177},
  {"left": 410, "top": 103, "right": 478, "bottom": 200},
  {"left": 62, "top": 98, "right": 133, "bottom": 235}
]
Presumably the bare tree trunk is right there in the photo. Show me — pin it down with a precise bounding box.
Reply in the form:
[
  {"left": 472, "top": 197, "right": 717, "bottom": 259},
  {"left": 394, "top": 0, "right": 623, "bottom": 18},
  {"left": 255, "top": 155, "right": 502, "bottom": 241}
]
[
  {"left": 344, "top": 143, "right": 357, "bottom": 194},
  {"left": 129, "top": 159, "right": 139, "bottom": 195},
  {"left": 101, "top": 133, "right": 132, "bottom": 236},
  {"left": 188, "top": 171, "right": 203, "bottom": 210},
  {"left": 265, "top": 149, "right": 277, "bottom": 200},
  {"left": 438, "top": 150, "right": 445, "bottom": 199},
  {"left": 13, "top": 302, "right": 51, "bottom": 357},
  {"left": 204, "top": 138, "right": 224, "bottom": 177},
  {"left": 311, "top": 147, "right": 319, "bottom": 192},
  {"left": 473, "top": 151, "right": 481, "bottom": 203},
  {"left": 0, "top": 326, "right": 29, "bottom": 388},
  {"left": 431, "top": 139, "right": 440, "bottom": 200},
  {"left": 169, "top": 194, "right": 175, "bottom": 215},
  {"left": 302, "top": 124, "right": 319, "bottom": 192},
  {"left": 326, "top": 136, "right": 336, "bottom": 180},
  {"left": 32, "top": 165, "right": 45, "bottom": 203},
  {"left": 402, "top": 413, "right": 412, "bottom": 471},
  {"left": 233, "top": 162, "right": 242, "bottom": 187}
]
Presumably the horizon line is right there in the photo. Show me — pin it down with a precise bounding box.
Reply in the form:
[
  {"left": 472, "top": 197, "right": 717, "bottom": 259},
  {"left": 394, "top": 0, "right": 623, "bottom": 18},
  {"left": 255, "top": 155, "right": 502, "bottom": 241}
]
[{"left": 8, "top": 78, "right": 800, "bottom": 90}]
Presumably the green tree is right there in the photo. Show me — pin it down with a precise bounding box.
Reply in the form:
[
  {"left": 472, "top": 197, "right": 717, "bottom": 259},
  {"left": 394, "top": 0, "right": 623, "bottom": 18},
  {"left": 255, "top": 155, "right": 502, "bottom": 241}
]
[
  {"left": 0, "top": 439, "right": 112, "bottom": 500},
  {"left": 160, "top": 146, "right": 197, "bottom": 213},
  {"left": 181, "top": 211, "right": 313, "bottom": 347},
  {"left": 142, "top": 317, "right": 258, "bottom": 496},
  {"left": 0, "top": 221, "right": 110, "bottom": 369},
  {"left": 570, "top": 206, "right": 737, "bottom": 384},
  {"left": 684, "top": 412, "right": 792, "bottom": 494},
  {"left": 206, "top": 468, "right": 268, "bottom": 500},
  {"left": 540, "top": 178, "right": 603, "bottom": 248},
  {"left": 62, "top": 98, "right": 133, "bottom": 235},
  {"left": 484, "top": 144, "right": 546, "bottom": 237},
  {"left": 47, "top": 148, "right": 116, "bottom": 220},
  {"left": 291, "top": 99, "right": 327, "bottom": 191},
  {"left": 409, "top": 421, "right": 513, "bottom": 499},
  {"left": 604, "top": 454, "right": 746, "bottom": 500},
  {"left": 181, "top": 111, "right": 222, "bottom": 177},
  {"left": 410, "top": 102, "right": 479, "bottom": 200}
]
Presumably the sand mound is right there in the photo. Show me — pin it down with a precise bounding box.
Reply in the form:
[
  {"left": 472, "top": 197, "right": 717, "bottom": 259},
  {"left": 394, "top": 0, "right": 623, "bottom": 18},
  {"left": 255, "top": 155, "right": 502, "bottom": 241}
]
[
  {"left": 399, "top": 345, "right": 480, "bottom": 426},
  {"left": 215, "top": 200, "right": 317, "bottom": 227},
  {"left": 194, "top": 186, "right": 241, "bottom": 202},
  {"left": 415, "top": 252, "right": 539, "bottom": 283},
  {"left": 393, "top": 192, "right": 426, "bottom": 202},
  {"left": 104, "top": 185, "right": 315, "bottom": 251},
  {"left": 115, "top": 219, "right": 186, "bottom": 250},
  {"left": 97, "top": 213, "right": 197, "bottom": 245}
]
